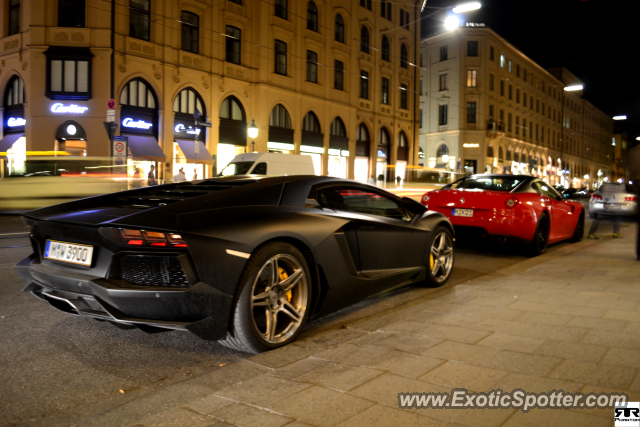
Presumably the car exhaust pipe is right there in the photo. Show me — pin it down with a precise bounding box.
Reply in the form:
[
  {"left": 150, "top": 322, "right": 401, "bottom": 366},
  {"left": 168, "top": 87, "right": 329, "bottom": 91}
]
[{"left": 40, "top": 292, "right": 82, "bottom": 315}]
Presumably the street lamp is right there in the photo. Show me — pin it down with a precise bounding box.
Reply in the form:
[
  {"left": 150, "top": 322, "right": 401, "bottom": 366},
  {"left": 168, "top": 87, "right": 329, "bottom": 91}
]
[
  {"left": 452, "top": 2, "right": 481, "bottom": 13},
  {"left": 248, "top": 119, "right": 258, "bottom": 152},
  {"left": 612, "top": 115, "right": 627, "bottom": 120},
  {"left": 444, "top": 16, "right": 460, "bottom": 30},
  {"left": 564, "top": 85, "right": 583, "bottom": 92}
]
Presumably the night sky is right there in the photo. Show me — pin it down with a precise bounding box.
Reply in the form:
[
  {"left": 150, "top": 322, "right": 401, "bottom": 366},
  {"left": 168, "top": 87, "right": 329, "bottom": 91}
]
[{"left": 421, "top": 0, "right": 639, "bottom": 144}]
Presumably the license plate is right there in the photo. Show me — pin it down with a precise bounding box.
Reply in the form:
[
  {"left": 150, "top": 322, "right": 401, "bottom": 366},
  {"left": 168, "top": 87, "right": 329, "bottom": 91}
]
[
  {"left": 44, "top": 240, "right": 93, "bottom": 266},
  {"left": 452, "top": 208, "right": 473, "bottom": 217},
  {"left": 604, "top": 203, "right": 614, "bottom": 210}
]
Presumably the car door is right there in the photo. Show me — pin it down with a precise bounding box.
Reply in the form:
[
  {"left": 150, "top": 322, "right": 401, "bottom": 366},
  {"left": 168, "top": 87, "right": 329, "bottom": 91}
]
[
  {"left": 315, "top": 185, "right": 428, "bottom": 275},
  {"left": 533, "top": 181, "right": 573, "bottom": 239}
]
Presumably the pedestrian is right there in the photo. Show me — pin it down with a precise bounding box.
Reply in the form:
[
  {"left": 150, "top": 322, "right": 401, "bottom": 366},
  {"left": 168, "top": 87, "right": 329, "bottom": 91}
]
[
  {"left": 587, "top": 184, "right": 622, "bottom": 239},
  {"left": 192, "top": 168, "right": 198, "bottom": 180},
  {"left": 368, "top": 175, "right": 376, "bottom": 185},
  {"left": 147, "top": 164, "right": 157, "bottom": 186},
  {"left": 173, "top": 167, "right": 186, "bottom": 182}
]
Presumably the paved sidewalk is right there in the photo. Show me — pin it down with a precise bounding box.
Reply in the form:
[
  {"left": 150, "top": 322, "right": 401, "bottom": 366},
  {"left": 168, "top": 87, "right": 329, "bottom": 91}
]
[{"left": 76, "top": 223, "right": 640, "bottom": 427}]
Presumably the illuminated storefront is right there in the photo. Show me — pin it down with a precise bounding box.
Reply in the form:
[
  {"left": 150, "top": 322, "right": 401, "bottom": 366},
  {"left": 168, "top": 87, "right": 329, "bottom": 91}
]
[
  {"left": 354, "top": 124, "right": 371, "bottom": 183},
  {"left": 217, "top": 96, "right": 247, "bottom": 174},
  {"left": 301, "top": 112, "right": 324, "bottom": 175},
  {"left": 173, "top": 87, "right": 213, "bottom": 179},
  {"left": 1, "top": 76, "right": 26, "bottom": 176},
  {"left": 396, "top": 132, "right": 409, "bottom": 184},
  {"left": 268, "top": 104, "right": 294, "bottom": 155},
  {"left": 328, "top": 117, "right": 348, "bottom": 179},
  {"left": 377, "top": 127, "right": 391, "bottom": 181}
]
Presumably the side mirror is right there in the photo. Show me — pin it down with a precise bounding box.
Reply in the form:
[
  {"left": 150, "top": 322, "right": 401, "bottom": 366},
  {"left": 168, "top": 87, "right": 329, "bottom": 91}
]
[{"left": 401, "top": 196, "right": 427, "bottom": 215}]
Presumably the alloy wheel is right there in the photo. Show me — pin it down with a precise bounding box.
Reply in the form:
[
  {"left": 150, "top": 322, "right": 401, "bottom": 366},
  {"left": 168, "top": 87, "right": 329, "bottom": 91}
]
[
  {"left": 430, "top": 231, "right": 454, "bottom": 283},
  {"left": 250, "top": 254, "right": 309, "bottom": 344}
]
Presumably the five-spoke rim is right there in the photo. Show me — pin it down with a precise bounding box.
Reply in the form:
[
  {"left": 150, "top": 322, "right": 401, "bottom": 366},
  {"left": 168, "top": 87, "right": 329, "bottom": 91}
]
[
  {"left": 250, "top": 254, "right": 308, "bottom": 344},
  {"left": 430, "top": 231, "right": 454, "bottom": 283}
]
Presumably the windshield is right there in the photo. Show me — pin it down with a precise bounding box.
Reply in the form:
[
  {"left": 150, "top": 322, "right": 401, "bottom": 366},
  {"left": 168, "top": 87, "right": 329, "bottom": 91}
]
[
  {"left": 456, "top": 176, "right": 524, "bottom": 191},
  {"left": 219, "top": 161, "right": 254, "bottom": 176}
]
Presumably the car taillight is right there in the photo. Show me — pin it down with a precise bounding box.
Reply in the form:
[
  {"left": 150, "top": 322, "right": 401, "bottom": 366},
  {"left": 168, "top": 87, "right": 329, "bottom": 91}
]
[
  {"left": 120, "top": 228, "right": 188, "bottom": 248},
  {"left": 623, "top": 196, "right": 637, "bottom": 202},
  {"left": 505, "top": 197, "right": 519, "bottom": 209},
  {"left": 421, "top": 192, "right": 432, "bottom": 205},
  {"left": 591, "top": 194, "right": 602, "bottom": 200}
]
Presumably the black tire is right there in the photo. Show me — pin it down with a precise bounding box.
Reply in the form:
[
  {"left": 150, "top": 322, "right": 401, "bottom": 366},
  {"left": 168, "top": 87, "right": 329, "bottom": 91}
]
[
  {"left": 425, "top": 226, "right": 455, "bottom": 287},
  {"left": 569, "top": 212, "right": 585, "bottom": 243},
  {"left": 528, "top": 213, "right": 550, "bottom": 256},
  {"left": 219, "top": 242, "right": 312, "bottom": 354}
]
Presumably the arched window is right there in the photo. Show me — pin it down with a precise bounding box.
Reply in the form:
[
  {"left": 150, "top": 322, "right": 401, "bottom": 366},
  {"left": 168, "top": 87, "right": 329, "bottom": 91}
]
[
  {"left": 173, "top": 87, "right": 204, "bottom": 116},
  {"left": 330, "top": 117, "right": 346, "bottom": 137},
  {"left": 307, "top": 1, "right": 318, "bottom": 32},
  {"left": 219, "top": 96, "right": 245, "bottom": 121},
  {"left": 356, "top": 123, "right": 369, "bottom": 142},
  {"left": 302, "top": 111, "right": 321, "bottom": 133},
  {"left": 378, "top": 127, "right": 390, "bottom": 146},
  {"left": 506, "top": 147, "right": 512, "bottom": 161},
  {"left": 381, "top": 36, "right": 390, "bottom": 61},
  {"left": 400, "top": 44, "right": 408, "bottom": 68},
  {"left": 398, "top": 132, "right": 407, "bottom": 147},
  {"left": 521, "top": 152, "right": 528, "bottom": 164},
  {"left": 269, "top": 104, "right": 291, "bottom": 128},
  {"left": 120, "top": 78, "right": 157, "bottom": 109},
  {"left": 498, "top": 146, "right": 504, "bottom": 161},
  {"left": 436, "top": 144, "right": 449, "bottom": 158},
  {"left": 514, "top": 150, "right": 520, "bottom": 162},
  {"left": 4, "top": 75, "right": 25, "bottom": 107},
  {"left": 486, "top": 144, "right": 494, "bottom": 158},
  {"left": 335, "top": 14, "right": 344, "bottom": 43},
  {"left": 361, "top": 26, "right": 370, "bottom": 53}
]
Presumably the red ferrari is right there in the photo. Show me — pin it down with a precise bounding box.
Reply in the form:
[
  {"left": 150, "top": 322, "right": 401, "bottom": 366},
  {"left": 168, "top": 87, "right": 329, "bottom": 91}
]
[{"left": 420, "top": 175, "right": 585, "bottom": 255}]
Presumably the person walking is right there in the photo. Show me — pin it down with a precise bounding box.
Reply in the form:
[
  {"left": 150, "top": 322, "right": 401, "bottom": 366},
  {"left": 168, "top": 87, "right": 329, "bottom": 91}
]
[
  {"left": 147, "top": 164, "right": 157, "bottom": 186},
  {"left": 192, "top": 168, "right": 198, "bottom": 180},
  {"left": 173, "top": 167, "right": 186, "bottom": 182}
]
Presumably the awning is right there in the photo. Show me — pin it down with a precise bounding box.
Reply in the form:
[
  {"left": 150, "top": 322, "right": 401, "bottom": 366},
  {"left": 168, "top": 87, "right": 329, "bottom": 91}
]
[
  {"left": 176, "top": 139, "right": 214, "bottom": 164},
  {"left": 126, "top": 135, "right": 166, "bottom": 162},
  {"left": 0, "top": 133, "right": 24, "bottom": 153}
]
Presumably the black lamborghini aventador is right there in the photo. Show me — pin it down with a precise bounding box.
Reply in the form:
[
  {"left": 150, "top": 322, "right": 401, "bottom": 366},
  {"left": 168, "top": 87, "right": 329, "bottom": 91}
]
[{"left": 15, "top": 176, "right": 455, "bottom": 353}]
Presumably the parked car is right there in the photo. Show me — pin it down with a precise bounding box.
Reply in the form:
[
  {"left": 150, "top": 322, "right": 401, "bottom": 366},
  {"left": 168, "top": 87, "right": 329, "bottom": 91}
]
[
  {"left": 589, "top": 183, "right": 638, "bottom": 218},
  {"left": 219, "top": 152, "right": 316, "bottom": 177},
  {"left": 420, "top": 174, "right": 585, "bottom": 256},
  {"left": 15, "top": 176, "right": 455, "bottom": 353}
]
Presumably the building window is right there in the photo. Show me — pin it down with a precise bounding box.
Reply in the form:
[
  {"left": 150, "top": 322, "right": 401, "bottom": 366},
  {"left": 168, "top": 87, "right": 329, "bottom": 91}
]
[
  {"left": 360, "top": 0, "right": 372, "bottom": 11},
  {"left": 515, "top": 116, "right": 519, "bottom": 135},
  {"left": 440, "top": 45, "right": 448, "bottom": 61},
  {"left": 59, "top": 0, "right": 85, "bottom": 27},
  {"left": 306, "top": 50, "right": 318, "bottom": 83},
  {"left": 487, "top": 145, "right": 493, "bottom": 158},
  {"left": 129, "top": 0, "right": 150, "bottom": 40},
  {"left": 400, "top": 10, "right": 410, "bottom": 30},
  {"left": 335, "top": 14, "right": 344, "bottom": 42},
  {"left": 489, "top": 46, "right": 494, "bottom": 61},
  {"left": 420, "top": 109, "right": 423, "bottom": 128},
  {"left": 508, "top": 113, "right": 512, "bottom": 132},
  {"left": 523, "top": 120, "right": 527, "bottom": 138},
  {"left": 181, "top": 11, "right": 199, "bottom": 54},
  {"left": 439, "top": 74, "right": 448, "bottom": 91},
  {"left": 381, "top": 36, "right": 390, "bottom": 61},
  {"left": 381, "top": 0, "right": 391, "bottom": 19},
  {"left": 400, "top": 44, "right": 408, "bottom": 68},
  {"left": 523, "top": 68, "right": 527, "bottom": 81},
  {"left": 489, "top": 74, "right": 494, "bottom": 91},
  {"left": 225, "top": 26, "right": 241, "bottom": 65},
  {"left": 500, "top": 54, "right": 505, "bottom": 68},
  {"left": 467, "top": 102, "right": 477, "bottom": 124},
  {"left": 499, "top": 109, "right": 504, "bottom": 123},
  {"left": 46, "top": 47, "right": 93, "bottom": 100},
  {"left": 508, "top": 60, "right": 512, "bottom": 73},
  {"left": 500, "top": 80, "right": 504, "bottom": 96},
  {"left": 498, "top": 146, "right": 504, "bottom": 161},
  {"left": 536, "top": 99, "right": 539, "bottom": 113},
  {"left": 516, "top": 64, "right": 520, "bottom": 77},
  {"left": 360, "top": 70, "right": 369, "bottom": 99},
  {"left": 467, "top": 41, "right": 478, "bottom": 57},
  {"left": 9, "top": 0, "right": 20, "bottom": 35},
  {"left": 489, "top": 105, "right": 494, "bottom": 120},
  {"left": 120, "top": 78, "right": 157, "bottom": 109},
  {"left": 400, "top": 84, "right": 407, "bottom": 109},
  {"left": 439, "top": 104, "right": 448, "bottom": 125},
  {"left": 274, "top": 40, "right": 287, "bottom": 75},
  {"left": 307, "top": 1, "right": 318, "bottom": 32},
  {"left": 270, "top": 104, "right": 291, "bottom": 128},
  {"left": 530, "top": 95, "right": 533, "bottom": 109},
  {"left": 302, "top": 111, "right": 321, "bottom": 133},
  {"left": 523, "top": 92, "right": 527, "bottom": 107},
  {"left": 508, "top": 84, "right": 512, "bottom": 100},
  {"left": 334, "top": 60, "right": 344, "bottom": 90},
  {"left": 516, "top": 88, "right": 520, "bottom": 103},
  {"left": 174, "top": 87, "right": 205, "bottom": 115},
  {"left": 361, "top": 26, "right": 370, "bottom": 53},
  {"left": 467, "top": 69, "right": 477, "bottom": 88},
  {"left": 275, "top": 0, "right": 287, "bottom": 19},
  {"left": 5, "top": 75, "right": 25, "bottom": 107},
  {"left": 381, "top": 78, "right": 389, "bottom": 105}
]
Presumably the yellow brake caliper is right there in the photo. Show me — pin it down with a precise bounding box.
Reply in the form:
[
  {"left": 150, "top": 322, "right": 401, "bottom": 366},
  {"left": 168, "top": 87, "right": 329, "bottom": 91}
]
[
  {"left": 430, "top": 254, "right": 434, "bottom": 271},
  {"left": 278, "top": 267, "right": 292, "bottom": 302}
]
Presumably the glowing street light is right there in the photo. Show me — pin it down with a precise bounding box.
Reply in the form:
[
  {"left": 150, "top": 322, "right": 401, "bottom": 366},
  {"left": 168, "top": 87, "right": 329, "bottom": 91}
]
[
  {"left": 612, "top": 115, "right": 627, "bottom": 120},
  {"left": 564, "top": 85, "right": 583, "bottom": 92},
  {"left": 444, "top": 15, "right": 460, "bottom": 30},
  {"left": 248, "top": 119, "right": 258, "bottom": 152},
  {"left": 452, "top": 2, "right": 481, "bottom": 13}
]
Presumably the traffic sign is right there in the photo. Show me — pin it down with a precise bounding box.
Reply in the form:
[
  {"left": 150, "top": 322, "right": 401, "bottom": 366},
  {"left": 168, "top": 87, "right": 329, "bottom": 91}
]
[
  {"left": 107, "top": 99, "right": 116, "bottom": 109},
  {"left": 113, "top": 135, "right": 128, "bottom": 167}
]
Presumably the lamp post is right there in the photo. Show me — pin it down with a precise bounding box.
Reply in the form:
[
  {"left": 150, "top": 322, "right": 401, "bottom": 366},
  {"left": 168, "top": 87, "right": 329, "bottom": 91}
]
[
  {"left": 248, "top": 119, "right": 258, "bottom": 152},
  {"left": 559, "top": 82, "right": 583, "bottom": 188}
]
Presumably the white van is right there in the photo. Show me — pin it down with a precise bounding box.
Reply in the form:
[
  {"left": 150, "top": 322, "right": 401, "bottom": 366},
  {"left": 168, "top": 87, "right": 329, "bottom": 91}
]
[{"left": 219, "top": 153, "right": 317, "bottom": 176}]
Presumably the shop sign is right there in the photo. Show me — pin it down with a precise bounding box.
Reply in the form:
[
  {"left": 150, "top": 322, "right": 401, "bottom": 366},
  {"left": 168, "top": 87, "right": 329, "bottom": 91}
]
[
  {"left": 175, "top": 123, "right": 201, "bottom": 135},
  {"left": 123, "top": 118, "right": 153, "bottom": 129},
  {"left": 7, "top": 117, "right": 26, "bottom": 127},
  {"left": 50, "top": 103, "right": 89, "bottom": 114}
]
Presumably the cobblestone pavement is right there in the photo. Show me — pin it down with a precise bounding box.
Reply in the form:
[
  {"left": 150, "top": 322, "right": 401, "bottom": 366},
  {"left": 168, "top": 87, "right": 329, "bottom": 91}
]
[{"left": 69, "top": 221, "right": 640, "bottom": 427}]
